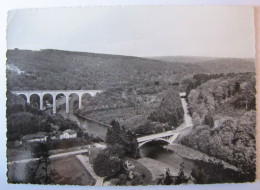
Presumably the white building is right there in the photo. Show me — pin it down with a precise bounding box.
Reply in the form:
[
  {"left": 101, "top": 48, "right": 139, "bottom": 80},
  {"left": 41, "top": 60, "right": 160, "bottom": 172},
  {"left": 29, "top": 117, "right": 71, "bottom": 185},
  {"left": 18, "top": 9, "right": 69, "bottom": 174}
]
[{"left": 60, "top": 129, "right": 77, "bottom": 139}]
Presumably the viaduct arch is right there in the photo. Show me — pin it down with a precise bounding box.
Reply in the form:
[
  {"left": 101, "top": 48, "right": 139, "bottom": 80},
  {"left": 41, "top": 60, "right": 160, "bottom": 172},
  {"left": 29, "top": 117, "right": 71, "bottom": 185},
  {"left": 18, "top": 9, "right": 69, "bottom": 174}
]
[{"left": 12, "top": 90, "right": 102, "bottom": 114}]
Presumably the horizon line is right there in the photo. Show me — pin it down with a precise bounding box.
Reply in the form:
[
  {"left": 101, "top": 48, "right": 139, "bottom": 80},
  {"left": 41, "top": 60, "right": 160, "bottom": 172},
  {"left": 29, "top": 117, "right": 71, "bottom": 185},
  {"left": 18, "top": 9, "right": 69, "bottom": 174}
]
[{"left": 7, "top": 48, "right": 255, "bottom": 60}]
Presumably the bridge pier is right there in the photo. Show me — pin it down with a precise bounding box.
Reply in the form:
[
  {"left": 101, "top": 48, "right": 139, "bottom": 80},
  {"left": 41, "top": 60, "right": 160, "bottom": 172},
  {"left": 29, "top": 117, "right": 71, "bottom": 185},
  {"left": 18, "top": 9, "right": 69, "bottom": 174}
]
[
  {"left": 24, "top": 93, "right": 30, "bottom": 104},
  {"left": 52, "top": 93, "right": 57, "bottom": 114},
  {"left": 78, "top": 93, "right": 83, "bottom": 109},
  {"left": 65, "top": 95, "right": 70, "bottom": 114},
  {"left": 39, "top": 93, "right": 44, "bottom": 111}
]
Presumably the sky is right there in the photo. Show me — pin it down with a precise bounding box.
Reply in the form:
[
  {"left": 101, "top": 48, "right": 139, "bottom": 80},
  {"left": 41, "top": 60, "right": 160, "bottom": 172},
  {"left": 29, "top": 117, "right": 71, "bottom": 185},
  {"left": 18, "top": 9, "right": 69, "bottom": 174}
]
[{"left": 7, "top": 6, "right": 255, "bottom": 58}]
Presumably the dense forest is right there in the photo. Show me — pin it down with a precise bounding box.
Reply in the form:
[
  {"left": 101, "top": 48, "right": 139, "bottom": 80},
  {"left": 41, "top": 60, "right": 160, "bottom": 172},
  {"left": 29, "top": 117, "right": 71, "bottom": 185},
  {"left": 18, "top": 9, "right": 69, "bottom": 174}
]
[
  {"left": 7, "top": 49, "right": 255, "bottom": 91},
  {"left": 75, "top": 86, "right": 184, "bottom": 136},
  {"left": 181, "top": 72, "right": 256, "bottom": 181}
]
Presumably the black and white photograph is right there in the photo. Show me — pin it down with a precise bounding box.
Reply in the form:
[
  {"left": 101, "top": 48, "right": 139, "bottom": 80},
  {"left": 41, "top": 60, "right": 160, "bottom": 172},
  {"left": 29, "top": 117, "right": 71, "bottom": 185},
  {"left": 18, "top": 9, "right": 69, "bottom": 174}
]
[{"left": 5, "top": 6, "right": 256, "bottom": 186}]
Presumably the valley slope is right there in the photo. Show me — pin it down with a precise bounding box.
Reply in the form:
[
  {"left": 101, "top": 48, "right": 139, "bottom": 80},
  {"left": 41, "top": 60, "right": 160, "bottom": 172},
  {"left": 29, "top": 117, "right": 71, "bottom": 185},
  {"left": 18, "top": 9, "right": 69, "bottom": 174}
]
[{"left": 7, "top": 49, "right": 255, "bottom": 91}]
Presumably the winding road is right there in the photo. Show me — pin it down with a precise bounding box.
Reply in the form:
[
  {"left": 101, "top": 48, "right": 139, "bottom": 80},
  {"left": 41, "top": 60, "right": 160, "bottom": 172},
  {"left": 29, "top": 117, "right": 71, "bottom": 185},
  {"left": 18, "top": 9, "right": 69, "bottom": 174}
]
[{"left": 137, "top": 92, "right": 193, "bottom": 145}]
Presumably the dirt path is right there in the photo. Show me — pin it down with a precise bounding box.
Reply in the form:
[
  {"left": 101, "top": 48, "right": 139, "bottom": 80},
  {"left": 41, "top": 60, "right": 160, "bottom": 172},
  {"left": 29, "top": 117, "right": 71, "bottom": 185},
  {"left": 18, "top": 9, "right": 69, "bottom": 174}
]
[
  {"left": 76, "top": 155, "right": 104, "bottom": 186},
  {"left": 7, "top": 148, "right": 89, "bottom": 165}
]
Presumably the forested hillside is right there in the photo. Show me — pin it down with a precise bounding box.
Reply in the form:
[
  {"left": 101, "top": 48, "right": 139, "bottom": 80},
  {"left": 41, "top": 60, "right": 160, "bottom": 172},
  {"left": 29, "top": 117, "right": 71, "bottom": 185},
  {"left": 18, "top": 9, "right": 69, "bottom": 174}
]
[
  {"left": 6, "top": 49, "right": 184, "bottom": 90},
  {"left": 7, "top": 49, "right": 255, "bottom": 91},
  {"left": 150, "top": 56, "right": 255, "bottom": 74},
  {"left": 181, "top": 72, "right": 256, "bottom": 181},
  {"left": 75, "top": 86, "right": 184, "bottom": 136},
  {"left": 7, "top": 92, "right": 51, "bottom": 141}
]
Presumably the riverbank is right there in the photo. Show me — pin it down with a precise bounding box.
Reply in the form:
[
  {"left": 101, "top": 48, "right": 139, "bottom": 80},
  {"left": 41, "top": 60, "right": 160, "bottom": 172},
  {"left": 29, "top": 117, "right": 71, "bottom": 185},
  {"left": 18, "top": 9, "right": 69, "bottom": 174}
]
[
  {"left": 57, "top": 95, "right": 108, "bottom": 141},
  {"left": 166, "top": 143, "right": 239, "bottom": 171}
]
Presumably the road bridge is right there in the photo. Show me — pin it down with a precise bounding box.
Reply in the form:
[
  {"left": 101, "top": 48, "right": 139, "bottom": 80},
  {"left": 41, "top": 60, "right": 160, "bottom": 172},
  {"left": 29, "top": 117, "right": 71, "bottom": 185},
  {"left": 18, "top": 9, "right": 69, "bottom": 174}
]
[
  {"left": 137, "top": 92, "right": 192, "bottom": 148},
  {"left": 137, "top": 126, "right": 191, "bottom": 148},
  {"left": 12, "top": 90, "right": 102, "bottom": 114}
]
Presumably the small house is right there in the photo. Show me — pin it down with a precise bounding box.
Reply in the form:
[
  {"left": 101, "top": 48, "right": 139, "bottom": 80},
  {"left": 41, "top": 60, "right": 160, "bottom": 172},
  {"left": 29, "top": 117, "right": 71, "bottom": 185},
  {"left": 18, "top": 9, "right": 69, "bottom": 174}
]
[{"left": 60, "top": 129, "right": 77, "bottom": 139}]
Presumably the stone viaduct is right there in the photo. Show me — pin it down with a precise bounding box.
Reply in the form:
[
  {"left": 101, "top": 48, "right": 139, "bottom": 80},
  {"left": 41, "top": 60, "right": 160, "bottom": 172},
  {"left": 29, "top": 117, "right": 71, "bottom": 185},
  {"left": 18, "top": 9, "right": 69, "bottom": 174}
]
[{"left": 12, "top": 90, "right": 102, "bottom": 114}]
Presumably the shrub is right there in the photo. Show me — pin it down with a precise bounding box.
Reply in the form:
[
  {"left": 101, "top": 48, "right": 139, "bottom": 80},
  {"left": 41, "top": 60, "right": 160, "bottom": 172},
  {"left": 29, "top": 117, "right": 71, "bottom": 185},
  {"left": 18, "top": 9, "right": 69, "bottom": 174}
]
[{"left": 157, "top": 163, "right": 190, "bottom": 185}]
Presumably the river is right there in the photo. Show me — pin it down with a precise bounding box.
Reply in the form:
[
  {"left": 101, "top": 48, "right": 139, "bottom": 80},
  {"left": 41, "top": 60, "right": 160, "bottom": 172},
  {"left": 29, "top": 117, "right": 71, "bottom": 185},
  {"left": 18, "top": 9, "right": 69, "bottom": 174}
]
[
  {"left": 139, "top": 95, "right": 194, "bottom": 174},
  {"left": 56, "top": 91, "right": 108, "bottom": 141},
  {"left": 58, "top": 91, "right": 194, "bottom": 175},
  {"left": 139, "top": 143, "right": 194, "bottom": 174}
]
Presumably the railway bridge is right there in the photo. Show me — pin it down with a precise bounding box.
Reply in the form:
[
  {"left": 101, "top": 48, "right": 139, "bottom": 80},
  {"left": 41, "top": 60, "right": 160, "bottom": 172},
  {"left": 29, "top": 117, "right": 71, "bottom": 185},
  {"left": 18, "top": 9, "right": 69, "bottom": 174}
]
[{"left": 12, "top": 90, "right": 102, "bottom": 114}]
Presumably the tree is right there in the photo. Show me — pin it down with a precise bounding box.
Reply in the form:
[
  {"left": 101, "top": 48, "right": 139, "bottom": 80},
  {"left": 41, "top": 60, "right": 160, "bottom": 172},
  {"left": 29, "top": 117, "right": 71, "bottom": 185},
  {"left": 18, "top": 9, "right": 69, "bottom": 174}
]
[
  {"left": 198, "top": 91, "right": 203, "bottom": 103},
  {"left": 105, "top": 144, "right": 126, "bottom": 159},
  {"left": 204, "top": 113, "right": 214, "bottom": 128},
  {"left": 234, "top": 81, "right": 240, "bottom": 92},
  {"left": 191, "top": 160, "right": 250, "bottom": 184},
  {"left": 123, "top": 131, "right": 139, "bottom": 158},
  {"left": 148, "top": 89, "right": 184, "bottom": 127},
  {"left": 106, "top": 120, "right": 121, "bottom": 144},
  {"left": 106, "top": 120, "right": 139, "bottom": 158},
  {"left": 157, "top": 164, "right": 190, "bottom": 185},
  {"left": 93, "top": 151, "right": 123, "bottom": 177},
  {"left": 31, "top": 142, "right": 52, "bottom": 184}
]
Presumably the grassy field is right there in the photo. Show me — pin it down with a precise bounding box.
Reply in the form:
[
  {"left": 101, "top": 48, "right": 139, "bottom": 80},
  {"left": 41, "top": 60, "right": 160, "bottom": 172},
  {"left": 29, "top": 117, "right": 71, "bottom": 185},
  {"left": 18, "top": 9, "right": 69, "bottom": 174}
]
[
  {"left": 50, "top": 155, "right": 95, "bottom": 185},
  {"left": 126, "top": 158, "right": 153, "bottom": 184},
  {"left": 7, "top": 148, "right": 32, "bottom": 162},
  {"left": 136, "top": 157, "right": 179, "bottom": 181}
]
